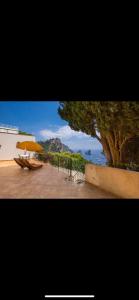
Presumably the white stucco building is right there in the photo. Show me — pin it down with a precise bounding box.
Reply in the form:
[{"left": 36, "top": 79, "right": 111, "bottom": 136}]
[{"left": 0, "top": 124, "right": 36, "bottom": 160}]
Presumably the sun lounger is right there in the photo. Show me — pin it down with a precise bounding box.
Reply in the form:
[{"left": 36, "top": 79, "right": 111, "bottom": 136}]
[
  {"left": 14, "top": 158, "right": 27, "bottom": 168},
  {"left": 21, "top": 158, "right": 43, "bottom": 170},
  {"left": 14, "top": 158, "right": 43, "bottom": 170}
]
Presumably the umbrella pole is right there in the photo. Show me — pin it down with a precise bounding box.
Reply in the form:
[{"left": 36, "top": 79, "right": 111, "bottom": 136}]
[{"left": 24, "top": 147, "right": 27, "bottom": 155}]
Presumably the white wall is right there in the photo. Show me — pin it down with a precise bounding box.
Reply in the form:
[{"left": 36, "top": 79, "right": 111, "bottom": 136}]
[{"left": 0, "top": 133, "right": 36, "bottom": 160}]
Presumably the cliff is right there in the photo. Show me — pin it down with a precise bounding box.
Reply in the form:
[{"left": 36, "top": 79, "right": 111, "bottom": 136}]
[{"left": 38, "top": 138, "right": 73, "bottom": 153}]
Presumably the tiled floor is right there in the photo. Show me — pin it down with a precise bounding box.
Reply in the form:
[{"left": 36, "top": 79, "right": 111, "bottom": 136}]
[{"left": 0, "top": 163, "right": 118, "bottom": 199}]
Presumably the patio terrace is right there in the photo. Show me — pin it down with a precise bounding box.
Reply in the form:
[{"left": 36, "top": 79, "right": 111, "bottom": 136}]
[{"left": 0, "top": 163, "right": 118, "bottom": 199}]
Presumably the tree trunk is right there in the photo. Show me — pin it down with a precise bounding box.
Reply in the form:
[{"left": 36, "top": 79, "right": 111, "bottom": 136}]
[
  {"left": 97, "top": 130, "right": 133, "bottom": 166},
  {"left": 106, "top": 132, "right": 120, "bottom": 166},
  {"left": 101, "top": 135, "right": 112, "bottom": 163},
  {"left": 100, "top": 131, "right": 127, "bottom": 166}
]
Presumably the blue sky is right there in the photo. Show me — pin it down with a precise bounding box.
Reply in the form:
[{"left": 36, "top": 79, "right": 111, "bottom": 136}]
[{"left": 0, "top": 101, "right": 102, "bottom": 151}]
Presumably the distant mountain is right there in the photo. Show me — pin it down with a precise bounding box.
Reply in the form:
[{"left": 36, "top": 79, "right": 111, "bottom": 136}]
[{"left": 38, "top": 138, "right": 73, "bottom": 153}]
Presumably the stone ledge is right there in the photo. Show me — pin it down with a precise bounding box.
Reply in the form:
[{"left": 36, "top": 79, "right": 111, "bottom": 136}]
[{"left": 85, "top": 163, "right": 139, "bottom": 198}]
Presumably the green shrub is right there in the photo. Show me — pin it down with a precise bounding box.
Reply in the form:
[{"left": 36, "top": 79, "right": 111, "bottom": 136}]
[
  {"left": 41, "top": 151, "right": 89, "bottom": 174},
  {"left": 19, "top": 131, "right": 33, "bottom": 136},
  {"left": 107, "top": 161, "right": 139, "bottom": 172}
]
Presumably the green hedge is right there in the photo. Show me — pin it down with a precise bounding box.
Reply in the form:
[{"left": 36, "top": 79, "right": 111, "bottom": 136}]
[
  {"left": 37, "top": 152, "right": 139, "bottom": 172},
  {"left": 38, "top": 152, "right": 89, "bottom": 174},
  {"left": 49, "top": 152, "right": 88, "bottom": 173},
  {"left": 107, "top": 161, "right": 139, "bottom": 172}
]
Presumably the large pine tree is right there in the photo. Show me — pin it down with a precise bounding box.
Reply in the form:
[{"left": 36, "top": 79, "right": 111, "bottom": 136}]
[{"left": 58, "top": 101, "right": 139, "bottom": 166}]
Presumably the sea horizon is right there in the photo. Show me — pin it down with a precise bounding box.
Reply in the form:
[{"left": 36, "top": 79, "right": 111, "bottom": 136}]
[{"left": 73, "top": 148, "right": 107, "bottom": 166}]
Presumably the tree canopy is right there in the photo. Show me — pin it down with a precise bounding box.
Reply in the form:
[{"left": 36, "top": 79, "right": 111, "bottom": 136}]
[{"left": 58, "top": 101, "right": 139, "bottom": 166}]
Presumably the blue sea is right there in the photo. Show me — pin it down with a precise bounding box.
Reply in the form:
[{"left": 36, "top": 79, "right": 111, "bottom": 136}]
[{"left": 81, "top": 150, "right": 107, "bottom": 166}]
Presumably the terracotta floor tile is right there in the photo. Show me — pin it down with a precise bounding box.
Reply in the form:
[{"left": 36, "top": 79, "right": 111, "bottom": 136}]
[{"left": 0, "top": 164, "right": 118, "bottom": 199}]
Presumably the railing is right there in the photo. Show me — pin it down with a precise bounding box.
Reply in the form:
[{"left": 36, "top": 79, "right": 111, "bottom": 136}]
[
  {"left": 50, "top": 155, "right": 85, "bottom": 182},
  {"left": 0, "top": 123, "right": 18, "bottom": 130}
]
